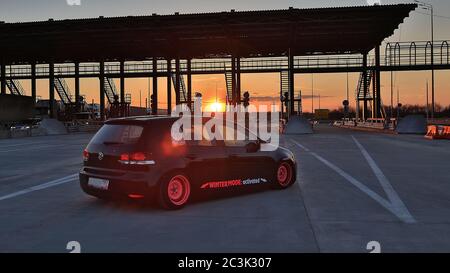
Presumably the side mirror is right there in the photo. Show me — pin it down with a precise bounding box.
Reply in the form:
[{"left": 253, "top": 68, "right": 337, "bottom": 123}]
[{"left": 245, "top": 141, "right": 260, "bottom": 153}]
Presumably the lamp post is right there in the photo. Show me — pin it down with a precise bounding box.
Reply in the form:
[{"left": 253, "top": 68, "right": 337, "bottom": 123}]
[
  {"left": 415, "top": 0, "right": 435, "bottom": 118},
  {"left": 311, "top": 74, "right": 314, "bottom": 114}
]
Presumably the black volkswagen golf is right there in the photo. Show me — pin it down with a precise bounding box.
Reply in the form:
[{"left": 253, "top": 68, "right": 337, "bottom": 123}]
[{"left": 80, "top": 116, "right": 297, "bottom": 210}]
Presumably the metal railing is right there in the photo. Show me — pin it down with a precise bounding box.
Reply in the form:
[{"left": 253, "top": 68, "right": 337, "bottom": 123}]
[
  {"left": 385, "top": 40, "right": 450, "bottom": 67},
  {"left": 4, "top": 40, "right": 450, "bottom": 78}
]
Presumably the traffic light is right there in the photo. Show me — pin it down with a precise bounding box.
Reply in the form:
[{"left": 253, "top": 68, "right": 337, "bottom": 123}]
[
  {"left": 150, "top": 94, "right": 157, "bottom": 114},
  {"left": 243, "top": 92, "right": 250, "bottom": 108}
]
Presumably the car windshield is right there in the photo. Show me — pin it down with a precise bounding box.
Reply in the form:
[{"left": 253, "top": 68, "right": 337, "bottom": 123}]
[{"left": 90, "top": 124, "right": 144, "bottom": 145}]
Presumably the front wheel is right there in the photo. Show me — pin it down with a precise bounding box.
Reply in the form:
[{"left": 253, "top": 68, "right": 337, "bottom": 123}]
[
  {"left": 273, "top": 162, "right": 295, "bottom": 189},
  {"left": 158, "top": 173, "right": 191, "bottom": 210}
]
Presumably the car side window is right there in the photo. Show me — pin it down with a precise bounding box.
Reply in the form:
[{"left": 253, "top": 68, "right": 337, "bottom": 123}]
[
  {"left": 224, "top": 139, "right": 248, "bottom": 147},
  {"left": 223, "top": 123, "right": 258, "bottom": 147}
]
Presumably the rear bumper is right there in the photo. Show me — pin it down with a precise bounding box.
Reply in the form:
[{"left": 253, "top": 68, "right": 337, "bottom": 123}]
[{"left": 79, "top": 167, "right": 157, "bottom": 199}]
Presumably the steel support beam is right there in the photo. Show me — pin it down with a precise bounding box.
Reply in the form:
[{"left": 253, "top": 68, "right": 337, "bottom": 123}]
[
  {"left": 1, "top": 63, "right": 6, "bottom": 95},
  {"left": 99, "top": 61, "right": 105, "bottom": 120},
  {"left": 167, "top": 59, "right": 172, "bottom": 115},
  {"left": 375, "top": 45, "right": 382, "bottom": 118},
  {"left": 362, "top": 54, "right": 368, "bottom": 120},
  {"left": 231, "top": 56, "right": 237, "bottom": 105},
  {"left": 152, "top": 58, "right": 158, "bottom": 115},
  {"left": 74, "top": 62, "right": 80, "bottom": 111},
  {"left": 289, "top": 52, "right": 295, "bottom": 115},
  {"left": 120, "top": 61, "right": 125, "bottom": 103},
  {"left": 187, "top": 59, "right": 192, "bottom": 110},
  {"left": 372, "top": 69, "right": 377, "bottom": 118},
  {"left": 49, "top": 63, "right": 55, "bottom": 118},
  {"left": 31, "top": 63, "right": 36, "bottom": 103},
  {"left": 175, "top": 58, "right": 181, "bottom": 106},
  {"left": 236, "top": 57, "right": 241, "bottom": 104}
]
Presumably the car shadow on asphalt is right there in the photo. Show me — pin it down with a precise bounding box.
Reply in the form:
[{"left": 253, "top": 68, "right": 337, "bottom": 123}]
[{"left": 85, "top": 184, "right": 275, "bottom": 212}]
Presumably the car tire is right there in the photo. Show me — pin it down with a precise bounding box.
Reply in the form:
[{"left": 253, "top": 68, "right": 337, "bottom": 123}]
[
  {"left": 157, "top": 172, "right": 192, "bottom": 210},
  {"left": 273, "top": 161, "right": 295, "bottom": 189}
]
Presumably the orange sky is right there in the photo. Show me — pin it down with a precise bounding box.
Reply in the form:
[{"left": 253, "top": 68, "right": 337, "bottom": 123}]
[
  {"left": 10, "top": 1, "right": 450, "bottom": 112},
  {"left": 21, "top": 68, "right": 450, "bottom": 113}
]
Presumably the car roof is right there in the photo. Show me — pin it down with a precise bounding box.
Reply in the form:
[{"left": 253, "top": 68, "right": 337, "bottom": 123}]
[
  {"left": 104, "top": 115, "right": 215, "bottom": 126},
  {"left": 105, "top": 116, "right": 177, "bottom": 125}
]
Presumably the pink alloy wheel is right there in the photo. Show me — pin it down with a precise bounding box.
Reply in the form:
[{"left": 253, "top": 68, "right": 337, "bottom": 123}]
[{"left": 167, "top": 175, "right": 190, "bottom": 205}]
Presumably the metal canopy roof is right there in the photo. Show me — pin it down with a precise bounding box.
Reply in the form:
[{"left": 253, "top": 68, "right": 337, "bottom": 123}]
[{"left": 0, "top": 4, "right": 417, "bottom": 64}]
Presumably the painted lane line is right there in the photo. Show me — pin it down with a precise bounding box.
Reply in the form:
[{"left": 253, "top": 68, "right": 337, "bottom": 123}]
[
  {"left": 0, "top": 174, "right": 78, "bottom": 202},
  {"left": 291, "top": 139, "right": 416, "bottom": 224},
  {"left": 293, "top": 141, "right": 310, "bottom": 152},
  {"left": 351, "top": 136, "right": 416, "bottom": 223}
]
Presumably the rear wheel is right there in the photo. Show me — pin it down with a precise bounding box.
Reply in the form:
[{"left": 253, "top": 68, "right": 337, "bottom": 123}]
[
  {"left": 273, "top": 162, "right": 294, "bottom": 189},
  {"left": 158, "top": 173, "right": 191, "bottom": 210}
]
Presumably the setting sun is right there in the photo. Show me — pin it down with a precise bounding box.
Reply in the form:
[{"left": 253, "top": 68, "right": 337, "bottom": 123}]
[{"left": 205, "top": 102, "right": 226, "bottom": 112}]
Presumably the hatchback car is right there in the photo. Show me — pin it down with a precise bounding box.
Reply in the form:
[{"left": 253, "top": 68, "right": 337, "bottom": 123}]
[{"left": 79, "top": 116, "right": 297, "bottom": 209}]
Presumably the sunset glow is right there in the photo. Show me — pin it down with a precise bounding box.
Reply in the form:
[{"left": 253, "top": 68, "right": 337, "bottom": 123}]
[{"left": 205, "top": 102, "right": 226, "bottom": 112}]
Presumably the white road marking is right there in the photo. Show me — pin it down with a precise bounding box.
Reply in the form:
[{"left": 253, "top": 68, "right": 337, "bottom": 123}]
[
  {"left": 0, "top": 174, "right": 78, "bottom": 202},
  {"left": 351, "top": 136, "right": 416, "bottom": 223},
  {"left": 291, "top": 139, "right": 416, "bottom": 224}
]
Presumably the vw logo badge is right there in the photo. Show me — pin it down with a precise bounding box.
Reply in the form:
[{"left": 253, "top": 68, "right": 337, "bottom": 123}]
[{"left": 98, "top": 152, "right": 104, "bottom": 161}]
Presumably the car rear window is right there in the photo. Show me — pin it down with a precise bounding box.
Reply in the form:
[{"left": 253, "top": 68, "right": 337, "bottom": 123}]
[{"left": 90, "top": 124, "right": 144, "bottom": 145}]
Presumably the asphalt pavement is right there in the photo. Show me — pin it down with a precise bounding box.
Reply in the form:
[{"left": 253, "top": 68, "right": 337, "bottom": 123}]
[{"left": 1, "top": 125, "right": 449, "bottom": 253}]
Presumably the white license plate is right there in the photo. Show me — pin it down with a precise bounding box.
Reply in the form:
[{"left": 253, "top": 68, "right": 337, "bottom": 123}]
[{"left": 88, "top": 178, "right": 109, "bottom": 190}]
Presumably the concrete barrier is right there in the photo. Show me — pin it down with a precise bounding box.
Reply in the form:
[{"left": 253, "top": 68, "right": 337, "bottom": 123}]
[
  {"left": 396, "top": 115, "right": 427, "bottom": 134},
  {"left": 40, "top": 119, "right": 68, "bottom": 135},
  {"left": 10, "top": 129, "right": 31, "bottom": 138},
  {"left": 284, "top": 116, "right": 313, "bottom": 135},
  {"left": 425, "top": 125, "right": 450, "bottom": 140},
  {"left": 0, "top": 130, "right": 11, "bottom": 139},
  {"left": 31, "top": 127, "right": 47, "bottom": 137}
]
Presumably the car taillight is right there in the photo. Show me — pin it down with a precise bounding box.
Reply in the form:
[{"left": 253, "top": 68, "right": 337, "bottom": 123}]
[
  {"left": 119, "top": 152, "right": 155, "bottom": 165},
  {"left": 83, "top": 149, "right": 89, "bottom": 162},
  {"left": 131, "top": 152, "right": 146, "bottom": 161},
  {"left": 120, "top": 153, "right": 130, "bottom": 161}
]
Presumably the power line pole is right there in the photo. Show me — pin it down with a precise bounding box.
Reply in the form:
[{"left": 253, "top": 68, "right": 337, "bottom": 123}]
[
  {"left": 311, "top": 74, "right": 314, "bottom": 114},
  {"left": 426, "top": 80, "right": 429, "bottom": 120},
  {"left": 346, "top": 72, "right": 349, "bottom": 102},
  {"left": 415, "top": 0, "right": 435, "bottom": 118},
  {"left": 390, "top": 71, "right": 394, "bottom": 118}
]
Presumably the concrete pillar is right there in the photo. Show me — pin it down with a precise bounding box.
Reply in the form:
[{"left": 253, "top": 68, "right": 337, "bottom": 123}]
[
  {"left": 99, "top": 61, "right": 105, "bottom": 120},
  {"left": 167, "top": 59, "right": 172, "bottom": 115},
  {"left": 31, "top": 63, "right": 36, "bottom": 103},
  {"left": 187, "top": 59, "right": 192, "bottom": 110},
  {"left": 152, "top": 58, "right": 158, "bottom": 115},
  {"left": 375, "top": 45, "right": 382, "bottom": 118},
  {"left": 1, "top": 63, "right": 6, "bottom": 95},
  {"left": 175, "top": 58, "right": 181, "bottom": 105}
]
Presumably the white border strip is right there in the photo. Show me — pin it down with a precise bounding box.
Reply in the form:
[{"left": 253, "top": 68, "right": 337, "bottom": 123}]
[
  {"left": 292, "top": 139, "right": 416, "bottom": 224},
  {"left": 0, "top": 174, "right": 78, "bottom": 202}
]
